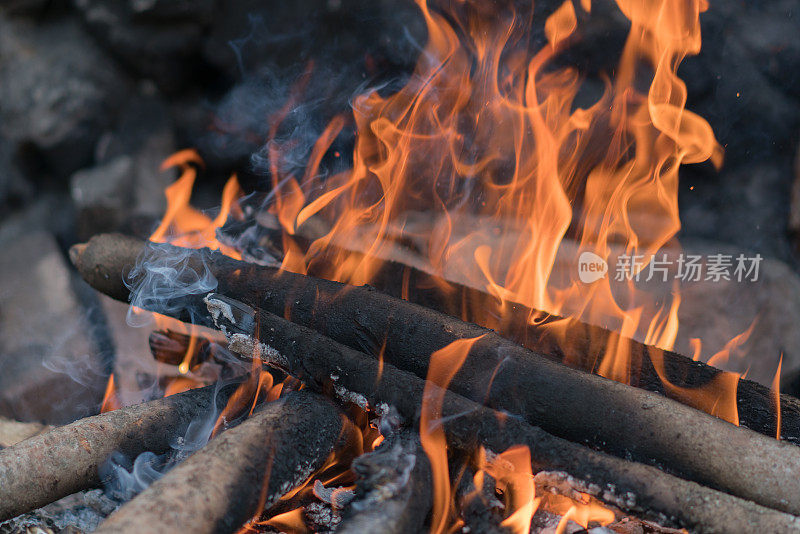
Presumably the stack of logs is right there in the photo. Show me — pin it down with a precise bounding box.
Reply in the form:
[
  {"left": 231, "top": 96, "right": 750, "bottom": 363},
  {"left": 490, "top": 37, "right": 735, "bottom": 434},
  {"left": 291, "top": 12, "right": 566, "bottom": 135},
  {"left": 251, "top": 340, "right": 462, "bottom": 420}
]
[{"left": 3, "top": 232, "right": 800, "bottom": 533}]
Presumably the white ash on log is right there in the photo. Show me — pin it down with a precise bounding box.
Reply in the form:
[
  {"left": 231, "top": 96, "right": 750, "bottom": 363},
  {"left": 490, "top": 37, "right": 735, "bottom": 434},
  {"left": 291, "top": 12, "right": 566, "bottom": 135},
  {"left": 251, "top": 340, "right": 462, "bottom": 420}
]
[
  {"left": 337, "top": 430, "right": 432, "bottom": 534},
  {"left": 0, "top": 384, "right": 232, "bottom": 521},
  {"left": 209, "top": 299, "right": 800, "bottom": 534},
  {"left": 94, "top": 390, "right": 355, "bottom": 534},
  {"left": 69, "top": 234, "right": 800, "bottom": 515}
]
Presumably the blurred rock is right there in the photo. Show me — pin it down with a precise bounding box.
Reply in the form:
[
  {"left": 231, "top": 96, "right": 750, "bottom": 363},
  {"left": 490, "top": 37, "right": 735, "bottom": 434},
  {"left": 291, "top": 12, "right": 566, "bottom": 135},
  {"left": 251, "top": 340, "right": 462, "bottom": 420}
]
[
  {"left": 789, "top": 139, "right": 800, "bottom": 241},
  {"left": 681, "top": 162, "right": 795, "bottom": 262},
  {"left": 729, "top": 0, "right": 800, "bottom": 102},
  {"left": 71, "top": 156, "right": 136, "bottom": 239},
  {"left": 0, "top": 230, "right": 108, "bottom": 424},
  {"left": 679, "top": 1, "right": 800, "bottom": 162},
  {"left": 98, "top": 294, "right": 156, "bottom": 407},
  {"left": 74, "top": 0, "right": 214, "bottom": 93},
  {"left": 0, "top": 193, "right": 75, "bottom": 245},
  {"left": 0, "top": 136, "right": 32, "bottom": 207},
  {"left": 675, "top": 240, "right": 799, "bottom": 386},
  {"left": 202, "top": 0, "right": 402, "bottom": 81},
  {"left": 0, "top": 14, "right": 129, "bottom": 175},
  {"left": 0, "top": 0, "right": 51, "bottom": 16},
  {"left": 0, "top": 416, "right": 49, "bottom": 448},
  {"left": 71, "top": 94, "right": 174, "bottom": 239},
  {"left": 97, "top": 93, "right": 174, "bottom": 220}
]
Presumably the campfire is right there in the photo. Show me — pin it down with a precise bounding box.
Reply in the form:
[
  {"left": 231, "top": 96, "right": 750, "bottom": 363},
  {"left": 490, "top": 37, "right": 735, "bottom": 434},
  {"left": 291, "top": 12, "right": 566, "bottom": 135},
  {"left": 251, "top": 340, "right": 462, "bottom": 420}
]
[{"left": 1, "top": 0, "right": 799, "bottom": 533}]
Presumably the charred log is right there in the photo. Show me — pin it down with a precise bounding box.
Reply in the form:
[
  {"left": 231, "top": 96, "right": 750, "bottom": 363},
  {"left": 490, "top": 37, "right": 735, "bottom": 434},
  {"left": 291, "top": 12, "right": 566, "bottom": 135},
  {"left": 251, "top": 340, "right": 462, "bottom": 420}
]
[
  {"left": 337, "top": 430, "right": 432, "bottom": 534},
  {"left": 0, "top": 384, "right": 231, "bottom": 521},
  {"left": 243, "top": 226, "right": 797, "bottom": 444},
  {"left": 94, "top": 391, "right": 354, "bottom": 534},
  {"left": 212, "top": 302, "right": 800, "bottom": 533},
  {"left": 454, "top": 465, "right": 509, "bottom": 534},
  {"left": 68, "top": 235, "right": 800, "bottom": 516},
  {"left": 70, "top": 233, "right": 800, "bottom": 446}
]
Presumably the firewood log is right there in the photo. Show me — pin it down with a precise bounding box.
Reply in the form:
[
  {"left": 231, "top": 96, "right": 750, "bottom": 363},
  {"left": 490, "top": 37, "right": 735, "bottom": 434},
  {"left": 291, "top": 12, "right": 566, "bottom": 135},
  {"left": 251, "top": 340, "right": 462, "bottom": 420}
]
[
  {"left": 0, "top": 384, "right": 232, "bottom": 521},
  {"left": 70, "top": 233, "right": 800, "bottom": 444},
  {"left": 94, "top": 391, "right": 354, "bottom": 534},
  {"left": 253, "top": 225, "right": 794, "bottom": 443},
  {"left": 454, "top": 465, "right": 509, "bottom": 534},
  {"left": 69, "top": 234, "right": 800, "bottom": 516},
  {"left": 337, "top": 430, "right": 432, "bottom": 534},
  {"left": 209, "top": 302, "right": 800, "bottom": 533}
]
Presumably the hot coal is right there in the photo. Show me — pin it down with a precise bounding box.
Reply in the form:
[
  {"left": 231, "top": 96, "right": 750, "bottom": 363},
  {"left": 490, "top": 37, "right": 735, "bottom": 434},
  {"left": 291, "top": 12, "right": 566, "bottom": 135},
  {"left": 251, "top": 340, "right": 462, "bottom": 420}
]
[{"left": 338, "top": 430, "right": 432, "bottom": 534}]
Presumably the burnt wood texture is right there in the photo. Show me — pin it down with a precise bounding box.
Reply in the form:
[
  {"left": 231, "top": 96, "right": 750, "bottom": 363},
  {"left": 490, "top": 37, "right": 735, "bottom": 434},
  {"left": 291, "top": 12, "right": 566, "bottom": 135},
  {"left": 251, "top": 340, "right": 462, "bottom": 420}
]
[{"left": 70, "top": 233, "right": 798, "bottom": 444}]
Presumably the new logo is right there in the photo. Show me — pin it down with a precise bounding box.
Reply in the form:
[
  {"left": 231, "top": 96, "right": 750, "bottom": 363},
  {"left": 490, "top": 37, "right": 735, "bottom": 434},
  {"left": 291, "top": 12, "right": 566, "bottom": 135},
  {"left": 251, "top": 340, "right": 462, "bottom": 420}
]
[{"left": 578, "top": 251, "right": 608, "bottom": 283}]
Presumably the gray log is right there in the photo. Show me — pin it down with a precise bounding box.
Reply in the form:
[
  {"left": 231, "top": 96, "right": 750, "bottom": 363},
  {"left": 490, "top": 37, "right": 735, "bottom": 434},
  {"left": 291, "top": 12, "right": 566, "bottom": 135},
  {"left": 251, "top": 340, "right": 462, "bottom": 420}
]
[
  {"left": 94, "top": 391, "right": 352, "bottom": 534},
  {"left": 0, "top": 384, "right": 229, "bottom": 521}
]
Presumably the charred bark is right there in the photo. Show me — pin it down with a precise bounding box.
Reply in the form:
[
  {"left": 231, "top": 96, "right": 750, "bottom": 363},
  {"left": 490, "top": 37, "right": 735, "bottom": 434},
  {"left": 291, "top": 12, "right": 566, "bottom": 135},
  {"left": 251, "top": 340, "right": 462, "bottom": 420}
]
[
  {"left": 454, "top": 466, "right": 509, "bottom": 534},
  {"left": 212, "top": 303, "right": 800, "bottom": 532},
  {"left": 68, "top": 234, "right": 800, "bottom": 516},
  {"left": 252, "top": 228, "right": 797, "bottom": 444},
  {"left": 0, "top": 384, "right": 231, "bottom": 521},
  {"left": 70, "top": 233, "right": 800, "bottom": 445},
  {"left": 337, "top": 430, "right": 432, "bottom": 534},
  {"left": 94, "top": 391, "right": 353, "bottom": 534}
]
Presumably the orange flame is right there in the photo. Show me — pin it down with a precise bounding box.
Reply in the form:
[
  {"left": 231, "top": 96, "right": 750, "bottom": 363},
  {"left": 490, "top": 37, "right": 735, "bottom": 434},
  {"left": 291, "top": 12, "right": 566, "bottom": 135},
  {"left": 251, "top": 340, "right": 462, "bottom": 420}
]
[
  {"left": 485, "top": 446, "right": 540, "bottom": 534},
  {"left": 261, "top": 509, "right": 307, "bottom": 533},
  {"left": 265, "top": 0, "right": 729, "bottom": 411},
  {"left": 134, "top": 1, "right": 752, "bottom": 530},
  {"left": 150, "top": 148, "right": 243, "bottom": 259},
  {"left": 100, "top": 373, "right": 120, "bottom": 413},
  {"left": 419, "top": 336, "right": 484, "bottom": 533}
]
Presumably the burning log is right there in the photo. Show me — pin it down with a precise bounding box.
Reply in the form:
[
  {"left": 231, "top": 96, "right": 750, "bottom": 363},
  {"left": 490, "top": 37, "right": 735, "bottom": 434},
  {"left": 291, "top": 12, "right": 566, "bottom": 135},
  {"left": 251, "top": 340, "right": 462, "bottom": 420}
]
[
  {"left": 211, "top": 301, "right": 800, "bottom": 532},
  {"left": 0, "top": 384, "right": 230, "bottom": 521},
  {"left": 237, "top": 223, "right": 793, "bottom": 442},
  {"left": 337, "top": 430, "right": 432, "bottom": 534},
  {"left": 70, "top": 234, "right": 800, "bottom": 516},
  {"left": 94, "top": 390, "right": 353, "bottom": 534},
  {"left": 70, "top": 233, "right": 800, "bottom": 445}
]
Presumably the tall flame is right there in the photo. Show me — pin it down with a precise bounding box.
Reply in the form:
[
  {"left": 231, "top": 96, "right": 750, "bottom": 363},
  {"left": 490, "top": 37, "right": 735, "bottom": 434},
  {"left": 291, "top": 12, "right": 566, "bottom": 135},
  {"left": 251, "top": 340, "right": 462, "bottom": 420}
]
[
  {"left": 151, "top": 148, "right": 243, "bottom": 259},
  {"left": 265, "top": 0, "right": 725, "bottom": 396}
]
